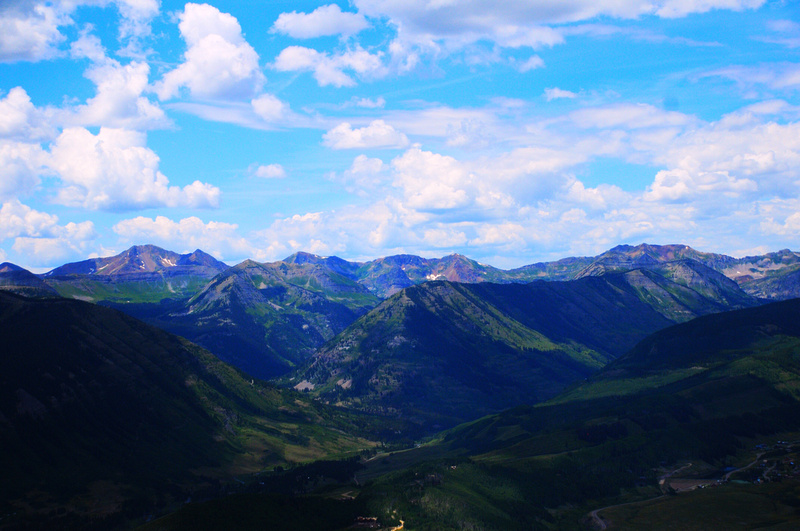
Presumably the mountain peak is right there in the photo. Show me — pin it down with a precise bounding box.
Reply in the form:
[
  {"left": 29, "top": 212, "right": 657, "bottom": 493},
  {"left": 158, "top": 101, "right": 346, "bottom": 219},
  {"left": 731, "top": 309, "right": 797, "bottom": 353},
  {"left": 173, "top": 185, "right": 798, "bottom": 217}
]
[
  {"left": 0, "top": 264, "right": 59, "bottom": 298},
  {"left": 283, "top": 251, "right": 325, "bottom": 263},
  {"left": 45, "top": 245, "right": 228, "bottom": 277},
  {"left": 236, "top": 258, "right": 263, "bottom": 269},
  {"left": 0, "top": 262, "right": 25, "bottom": 273}
]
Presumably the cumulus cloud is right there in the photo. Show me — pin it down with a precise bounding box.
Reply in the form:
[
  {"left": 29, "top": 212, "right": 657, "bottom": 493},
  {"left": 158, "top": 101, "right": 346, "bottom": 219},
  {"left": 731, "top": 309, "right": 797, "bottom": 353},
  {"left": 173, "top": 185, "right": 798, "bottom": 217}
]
[
  {"left": 0, "top": 140, "right": 47, "bottom": 200},
  {"left": 652, "top": 113, "right": 800, "bottom": 197},
  {"left": 0, "top": 0, "right": 162, "bottom": 63},
  {"left": 272, "top": 4, "right": 368, "bottom": 38},
  {"left": 246, "top": 93, "right": 800, "bottom": 266},
  {"left": 323, "top": 120, "right": 409, "bottom": 149},
  {"left": 517, "top": 55, "right": 545, "bottom": 72},
  {"left": 48, "top": 127, "right": 220, "bottom": 211},
  {"left": 391, "top": 147, "right": 472, "bottom": 211},
  {"left": 350, "top": 0, "right": 764, "bottom": 70},
  {"left": 643, "top": 168, "right": 757, "bottom": 202},
  {"left": 114, "top": 0, "right": 159, "bottom": 41},
  {"left": 156, "top": 3, "right": 264, "bottom": 100},
  {"left": 0, "top": 87, "right": 54, "bottom": 140},
  {"left": 273, "top": 45, "right": 385, "bottom": 87},
  {"left": 253, "top": 202, "right": 418, "bottom": 260},
  {"left": 565, "top": 179, "right": 627, "bottom": 210},
  {"left": 69, "top": 30, "right": 106, "bottom": 62},
  {"left": 759, "top": 200, "right": 800, "bottom": 237},
  {"left": 250, "top": 163, "right": 286, "bottom": 179},
  {"left": 445, "top": 119, "right": 494, "bottom": 148},
  {"left": 0, "top": 199, "right": 60, "bottom": 240},
  {"left": 336, "top": 154, "right": 388, "bottom": 196},
  {"left": 0, "top": 2, "right": 67, "bottom": 62},
  {"left": 113, "top": 215, "right": 251, "bottom": 260},
  {"left": 0, "top": 199, "right": 96, "bottom": 265},
  {"left": 422, "top": 227, "right": 467, "bottom": 248},
  {"left": 251, "top": 93, "right": 289, "bottom": 122},
  {"left": 69, "top": 58, "right": 168, "bottom": 129},
  {"left": 313, "top": 102, "right": 800, "bottom": 259}
]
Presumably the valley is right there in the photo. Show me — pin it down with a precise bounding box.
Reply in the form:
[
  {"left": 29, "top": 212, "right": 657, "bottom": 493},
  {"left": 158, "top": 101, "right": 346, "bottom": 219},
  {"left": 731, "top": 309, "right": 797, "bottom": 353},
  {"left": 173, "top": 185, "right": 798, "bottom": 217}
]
[{"left": 2, "top": 243, "right": 800, "bottom": 529}]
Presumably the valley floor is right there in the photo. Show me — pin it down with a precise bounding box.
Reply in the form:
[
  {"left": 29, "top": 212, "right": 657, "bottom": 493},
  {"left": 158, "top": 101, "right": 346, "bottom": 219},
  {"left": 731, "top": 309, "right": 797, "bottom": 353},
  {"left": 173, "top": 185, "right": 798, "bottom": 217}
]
[{"left": 587, "top": 437, "right": 800, "bottom": 530}]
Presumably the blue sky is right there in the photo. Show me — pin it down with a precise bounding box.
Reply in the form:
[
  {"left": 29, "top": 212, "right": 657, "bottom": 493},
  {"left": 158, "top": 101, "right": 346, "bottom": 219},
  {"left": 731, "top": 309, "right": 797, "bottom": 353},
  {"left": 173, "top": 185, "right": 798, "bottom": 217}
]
[{"left": 1, "top": 0, "right": 799, "bottom": 271}]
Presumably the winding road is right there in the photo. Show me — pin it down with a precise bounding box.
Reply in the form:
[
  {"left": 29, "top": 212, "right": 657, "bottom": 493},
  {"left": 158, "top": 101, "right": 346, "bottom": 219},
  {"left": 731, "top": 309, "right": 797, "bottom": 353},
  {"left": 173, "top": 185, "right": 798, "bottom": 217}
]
[{"left": 587, "top": 456, "right": 764, "bottom": 529}]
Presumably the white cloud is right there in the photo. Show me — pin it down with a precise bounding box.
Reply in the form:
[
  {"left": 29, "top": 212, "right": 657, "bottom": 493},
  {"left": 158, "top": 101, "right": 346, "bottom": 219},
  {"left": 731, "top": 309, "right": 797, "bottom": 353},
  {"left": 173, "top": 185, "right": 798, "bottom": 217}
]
[
  {"left": 759, "top": 200, "right": 800, "bottom": 237},
  {"left": 0, "top": 199, "right": 60, "bottom": 240},
  {"left": 445, "top": 118, "right": 493, "bottom": 148},
  {"left": 562, "top": 23, "right": 723, "bottom": 47},
  {"left": 252, "top": 202, "right": 419, "bottom": 260},
  {"left": 349, "top": 154, "right": 385, "bottom": 175},
  {"left": 652, "top": 114, "right": 800, "bottom": 197},
  {"left": 113, "top": 215, "right": 251, "bottom": 260},
  {"left": 761, "top": 20, "right": 800, "bottom": 49},
  {"left": 565, "top": 179, "right": 627, "bottom": 210},
  {"left": 384, "top": 105, "right": 504, "bottom": 139},
  {"left": 354, "top": 96, "right": 386, "bottom": 108},
  {"left": 323, "top": 120, "right": 409, "bottom": 149},
  {"left": 0, "top": 199, "right": 96, "bottom": 265},
  {"left": 703, "top": 62, "right": 800, "bottom": 94},
  {"left": 114, "top": 0, "right": 159, "bottom": 40},
  {"left": 643, "top": 168, "right": 757, "bottom": 202},
  {"left": 48, "top": 127, "right": 220, "bottom": 211},
  {"left": 251, "top": 93, "right": 288, "bottom": 122},
  {"left": 165, "top": 96, "right": 310, "bottom": 130},
  {"left": 272, "top": 4, "right": 369, "bottom": 38},
  {"left": 469, "top": 223, "right": 526, "bottom": 247},
  {"left": 337, "top": 154, "right": 388, "bottom": 196},
  {"left": 346, "top": 0, "right": 765, "bottom": 72},
  {"left": 242, "top": 94, "right": 800, "bottom": 266},
  {"left": 156, "top": 3, "right": 264, "bottom": 100},
  {"left": 69, "top": 58, "right": 168, "bottom": 129},
  {"left": 517, "top": 55, "right": 545, "bottom": 72},
  {"left": 355, "top": 0, "right": 764, "bottom": 28},
  {"left": 273, "top": 45, "right": 385, "bottom": 87},
  {"left": 544, "top": 87, "right": 578, "bottom": 100},
  {"left": 422, "top": 227, "right": 467, "bottom": 248},
  {"left": 351, "top": 0, "right": 764, "bottom": 70},
  {"left": 0, "top": 2, "right": 67, "bottom": 62},
  {"left": 570, "top": 103, "right": 695, "bottom": 129},
  {"left": 250, "top": 163, "right": 286, "bottom": 179},
  {"left": 0, "top": 140, "right": 47, "bottom": 200},
  {"left": 69, "top": 30, "right": 106, "bottom": 62},
  {"left": 0, "top": 0, "right": 161, "bottom": 63},
  {"left": 0, "top": 87, "right": 54, "bottom": 140},
  {"left": 391, "top": 147, "right": 472, "bottom": 211},
  {"left": 655, "top": 0, "right": 765, "bottom": 18}
]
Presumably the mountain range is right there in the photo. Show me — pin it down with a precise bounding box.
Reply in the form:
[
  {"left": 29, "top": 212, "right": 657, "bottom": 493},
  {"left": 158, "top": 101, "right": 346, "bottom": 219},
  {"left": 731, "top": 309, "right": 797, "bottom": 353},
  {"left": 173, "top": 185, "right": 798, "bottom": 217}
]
[
  {"left": 42, "top": 245, "right": 229, "bottom": 303},
  {"left": 137, "top": 294, "right": 800, "bottom": 530},
  {"left": 291, "top": 265, "right": 758, "bottom": 430},
  {"left": 3, "top": 242, "right": 800, "bottom": 528},
  {"left": 28, "top": 243, "right": 800, "bottom": 303},
  {"left": 2, "top": 243, "right": 793, "bottom": 383}
]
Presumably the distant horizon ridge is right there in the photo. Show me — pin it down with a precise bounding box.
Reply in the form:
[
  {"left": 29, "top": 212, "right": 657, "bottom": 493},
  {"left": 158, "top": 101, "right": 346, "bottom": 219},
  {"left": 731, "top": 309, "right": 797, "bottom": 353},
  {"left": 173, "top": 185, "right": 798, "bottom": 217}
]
[{"left": 10, "top": 241, "right": 799, "bottom": 275}]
